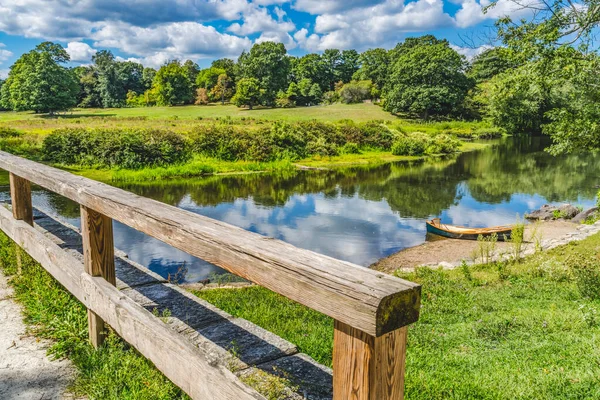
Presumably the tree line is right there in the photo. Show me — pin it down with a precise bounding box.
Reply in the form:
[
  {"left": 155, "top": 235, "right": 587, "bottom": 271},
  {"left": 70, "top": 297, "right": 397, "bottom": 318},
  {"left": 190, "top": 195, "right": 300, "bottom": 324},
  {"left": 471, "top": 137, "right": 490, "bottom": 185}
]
[
  {"left": 0, "top": 37, "right": 502, "bottom": 118},
  {"left": 0, "top": 0, "right": 598, "bottom": 155}
]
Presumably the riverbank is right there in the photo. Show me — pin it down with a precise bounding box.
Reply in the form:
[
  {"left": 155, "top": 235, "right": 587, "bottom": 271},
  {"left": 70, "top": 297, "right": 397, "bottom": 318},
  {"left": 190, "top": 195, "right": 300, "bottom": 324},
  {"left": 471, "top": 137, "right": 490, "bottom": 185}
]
[{"left": 371, "top": 219, "right": 598, "bottom": 273}]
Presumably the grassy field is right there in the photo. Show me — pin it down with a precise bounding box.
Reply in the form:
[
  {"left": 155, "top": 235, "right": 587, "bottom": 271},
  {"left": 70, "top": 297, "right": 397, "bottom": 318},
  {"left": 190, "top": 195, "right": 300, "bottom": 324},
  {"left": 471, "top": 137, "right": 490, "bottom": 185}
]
[
  {"left": 197, "top": 233, "right": 600, "bottom": 399},
  {"left": 0, "top": 103, "right": 396, "bottom": 125},
  {"left": 0, "top": 103, "right": 496, "bottom": 181}
]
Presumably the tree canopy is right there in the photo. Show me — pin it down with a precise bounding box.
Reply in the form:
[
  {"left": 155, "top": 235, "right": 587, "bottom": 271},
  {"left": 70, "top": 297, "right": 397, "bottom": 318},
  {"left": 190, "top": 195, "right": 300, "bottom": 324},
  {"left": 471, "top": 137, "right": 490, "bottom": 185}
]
[
  {"left": 384, "top": 36, "right": 474, "bottom": 118},
  {"left": 0, "top": 42, "right": 78, "bottom": 113}
]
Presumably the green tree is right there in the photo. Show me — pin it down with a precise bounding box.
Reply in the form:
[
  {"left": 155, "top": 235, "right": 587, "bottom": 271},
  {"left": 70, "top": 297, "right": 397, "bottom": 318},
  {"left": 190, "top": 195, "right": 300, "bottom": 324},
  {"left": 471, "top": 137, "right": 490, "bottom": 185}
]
[
  {"left": 236, "top": 42, "right": 290, "bottom": 106},
  {"left": 322, "top": 49, "right": 341, "bottom": 91},
  {"left": 211, "top": 58, "right": 236, "bottom": 80},
  {"left": 292, "top": 53, "right": 328, "bottom": 91},
  {"left": 492, "top": 0, "right": 600, "bottom": 152},
  {"left": 210, "top": 74, "right": 233, "bottom": 104},
  {"left": 152, "top": 60, "right": 194, "bottom": 106},
  {"left": 196, "top": 67, "right": 226, "bottom": 91},
  {"left": 338, "top": 50, "right": 360, "bottom": 83},
  {"left": 142, "top": 67, "right": 157, "bottom": 90},
  {"left": 384, "top": 36, "right": 474, "bottom": 119},
  {"left": 73, "top": 65, "right": 102, "bottom": 108},
  {"left": 467, "top": 48, "right": 517, "bottom": 83},
  {"left": 353, "top": 48, "right": 390, "bottom": 89},
  {"left": 0, "top": 42, "right": 78, "bottom": 113},
  {"left": 232, "top": 77, "right": 261, "bottom": 109},
  {"left": 183, "top": 60, "right": 200, "bottom": 87}
]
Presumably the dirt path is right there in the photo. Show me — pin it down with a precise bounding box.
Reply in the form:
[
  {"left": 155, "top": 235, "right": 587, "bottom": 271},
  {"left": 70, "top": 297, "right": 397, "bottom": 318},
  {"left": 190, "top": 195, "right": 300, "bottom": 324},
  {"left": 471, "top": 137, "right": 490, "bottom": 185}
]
[
  {"left": 372, "top": 220, "right": 582, "bottom": 273},
  {"left": 0, "top": 271, "right": 78, "bottom": 400}
]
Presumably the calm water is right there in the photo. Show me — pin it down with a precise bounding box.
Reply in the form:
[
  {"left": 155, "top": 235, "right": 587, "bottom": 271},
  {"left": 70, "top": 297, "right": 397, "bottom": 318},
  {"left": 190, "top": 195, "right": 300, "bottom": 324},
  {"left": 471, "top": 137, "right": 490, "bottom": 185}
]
[{"left": 1, "top": 137, "right": 598, "bottom": 282}]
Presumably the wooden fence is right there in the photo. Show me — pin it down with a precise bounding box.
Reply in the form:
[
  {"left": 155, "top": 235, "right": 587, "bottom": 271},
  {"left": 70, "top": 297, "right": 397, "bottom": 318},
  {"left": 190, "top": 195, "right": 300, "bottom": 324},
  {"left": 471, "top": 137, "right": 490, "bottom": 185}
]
[{"left": 0, "top": 150, "right": 421, "bottom": 400}]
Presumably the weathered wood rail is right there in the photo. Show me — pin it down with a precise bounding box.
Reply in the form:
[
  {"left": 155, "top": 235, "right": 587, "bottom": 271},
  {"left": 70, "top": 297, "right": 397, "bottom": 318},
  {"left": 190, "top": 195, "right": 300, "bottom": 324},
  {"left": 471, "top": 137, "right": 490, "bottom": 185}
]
[{"left": 0, "top": 150, "right": 421, "bottom": 399}]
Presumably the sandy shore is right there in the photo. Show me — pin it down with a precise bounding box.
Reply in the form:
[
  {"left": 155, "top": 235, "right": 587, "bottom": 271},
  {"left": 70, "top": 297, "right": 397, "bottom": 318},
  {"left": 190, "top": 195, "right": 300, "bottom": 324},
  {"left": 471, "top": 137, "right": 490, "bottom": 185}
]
[{"left": 371, "top": 220, "right": 581, "bottom": 274}]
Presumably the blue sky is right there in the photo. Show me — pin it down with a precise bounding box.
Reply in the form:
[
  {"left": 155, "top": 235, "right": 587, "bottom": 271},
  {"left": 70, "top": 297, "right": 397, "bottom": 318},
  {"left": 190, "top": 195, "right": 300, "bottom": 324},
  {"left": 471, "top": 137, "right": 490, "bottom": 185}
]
[{"left": 0, "top": 0, "right": 529, "bottom": 76}]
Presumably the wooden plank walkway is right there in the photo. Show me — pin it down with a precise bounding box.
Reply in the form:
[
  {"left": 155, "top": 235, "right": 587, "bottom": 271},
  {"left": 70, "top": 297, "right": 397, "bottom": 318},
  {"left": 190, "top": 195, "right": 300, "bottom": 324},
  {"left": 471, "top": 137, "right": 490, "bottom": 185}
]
[{"left": 28, "top": 206, "right": 333, "bottom": 400}]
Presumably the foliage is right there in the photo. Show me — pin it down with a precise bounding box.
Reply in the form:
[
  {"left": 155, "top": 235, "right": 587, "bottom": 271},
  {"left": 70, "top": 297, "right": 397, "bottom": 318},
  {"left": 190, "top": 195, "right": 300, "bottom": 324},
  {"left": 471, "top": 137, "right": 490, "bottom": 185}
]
[
  {"left": 487, "top": 65, "right": 559, "bottom": 134},
  {"left": 210, "top": 74, "right": 234, "bottom": 104},
  {"left": 384, "top": 36, "right": 474, "bottom": 119},
  {"left": 353, "top": 48, "right": 390, "bottom": 89},
  {"left": 338, "top": 80, "right": 375, "bottom": 104},
  {"left": 152, "top": 61, "right": 194, "bottom": 106},
  {"left": 196, "top": 67, "right": 226, "bottom": 92},
  {"left": 236, "top": 42, "right": 290, "bottom": 106},
  {"left": 391, "top": 132, "right": 460, "bottom": 156},
  {"left": 468, "top": 48, "right": 518, "bottom": 83},
  {"left": 42, "top": 128, "right": 191, "bottom": 169},
  {"left": 231, "top": 77, "right": 262, "bottom": 109},
  {"left": 194, "top": 88, "right": 209, "bottom": 105},
  {"left": 0, "top": 42, "right": 79, "bottom": 113},
  {"left": 572, "top": 254, "right": 600, "bottom": 299}
]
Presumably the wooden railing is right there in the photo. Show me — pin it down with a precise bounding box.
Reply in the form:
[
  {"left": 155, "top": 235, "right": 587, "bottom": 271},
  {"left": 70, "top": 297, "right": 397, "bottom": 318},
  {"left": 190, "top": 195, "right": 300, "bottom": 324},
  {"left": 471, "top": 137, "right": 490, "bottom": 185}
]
[{"left": 0, "top": 150, "right": 421, "bottom": 400}]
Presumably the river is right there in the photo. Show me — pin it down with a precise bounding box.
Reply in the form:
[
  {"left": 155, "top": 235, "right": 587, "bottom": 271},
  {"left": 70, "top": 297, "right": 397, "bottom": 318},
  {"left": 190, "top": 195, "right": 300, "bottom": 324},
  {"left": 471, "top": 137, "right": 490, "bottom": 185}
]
[{"left": 1, "top": 136, "right": 598, "bottom": 282}]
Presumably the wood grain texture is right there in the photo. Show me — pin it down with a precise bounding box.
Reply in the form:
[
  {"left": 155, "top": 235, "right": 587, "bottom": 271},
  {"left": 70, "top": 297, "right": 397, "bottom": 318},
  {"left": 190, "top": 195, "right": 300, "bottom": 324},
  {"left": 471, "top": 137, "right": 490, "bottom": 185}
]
[
  {"left": 0, "top": 151, "right": 421, "bottom": 337},
  {"left": 81, "top": 205, "right": 116, "bottom": 347},
  {"left": 0, "top": 206, "right": 265, "bottom": 400},
  {"left": 333, "top": 321, "right": 407, "bottom": 400},
  {"left": 81, "top": 206, "right": 116, "bottom": 284},
  {"left": 9, "top": 173, "right": 33, "bottom": 226}
]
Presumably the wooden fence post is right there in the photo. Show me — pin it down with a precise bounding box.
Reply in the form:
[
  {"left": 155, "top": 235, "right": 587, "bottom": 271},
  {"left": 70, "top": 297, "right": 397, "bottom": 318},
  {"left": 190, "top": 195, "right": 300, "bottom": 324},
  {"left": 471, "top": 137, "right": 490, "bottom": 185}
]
[
  {"left": 333, "top": 320, "right": 408, "bottom": 400},
  {"left": 9, "top": 173, "right": 33, "bottom": 225},
  {"left": 10, "top": 173, "right": 33, "bottom": 274},
  {"left": 81, "top": 205, "right": 116, "bottom": 348}
]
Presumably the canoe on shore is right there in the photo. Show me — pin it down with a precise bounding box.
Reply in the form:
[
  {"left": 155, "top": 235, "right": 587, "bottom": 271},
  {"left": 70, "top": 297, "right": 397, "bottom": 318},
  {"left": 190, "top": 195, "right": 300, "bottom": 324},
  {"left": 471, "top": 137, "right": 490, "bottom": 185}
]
[{"left": 426, "top": 218, "right": 513, "bottom": 241}]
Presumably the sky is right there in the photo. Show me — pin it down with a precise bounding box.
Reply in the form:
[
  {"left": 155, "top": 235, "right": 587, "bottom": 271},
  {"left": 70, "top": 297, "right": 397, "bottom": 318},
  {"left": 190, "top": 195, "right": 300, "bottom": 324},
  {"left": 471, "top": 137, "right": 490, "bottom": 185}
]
[{"left": 0, "top": 0, "right": 531, "bottom": 76}]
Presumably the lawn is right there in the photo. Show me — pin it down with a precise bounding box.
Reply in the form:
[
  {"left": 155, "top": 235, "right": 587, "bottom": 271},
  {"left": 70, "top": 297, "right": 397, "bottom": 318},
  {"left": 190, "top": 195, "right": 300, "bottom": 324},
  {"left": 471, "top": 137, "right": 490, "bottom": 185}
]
[
  {"left": 0, "top": 103, "right": 397, "bottom": 125},
  {"left": 197, "top": 233, "right": 600, "bottom": 399}
]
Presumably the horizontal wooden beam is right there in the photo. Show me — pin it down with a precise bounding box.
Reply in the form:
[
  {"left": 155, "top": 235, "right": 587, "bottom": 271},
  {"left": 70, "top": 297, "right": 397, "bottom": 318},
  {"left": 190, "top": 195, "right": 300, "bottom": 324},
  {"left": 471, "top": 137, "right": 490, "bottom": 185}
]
[
  {"left": 0, "top": 205, "right": 264, "bottom": 400},
  {"left": 0, "top": 151, "right": 420, "bottom": 336}
]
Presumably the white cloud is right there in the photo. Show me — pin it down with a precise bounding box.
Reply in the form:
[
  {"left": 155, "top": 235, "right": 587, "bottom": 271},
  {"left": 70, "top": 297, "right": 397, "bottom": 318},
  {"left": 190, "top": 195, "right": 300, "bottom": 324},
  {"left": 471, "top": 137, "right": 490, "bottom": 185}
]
[
  {"left": 454, "top": 0, "right": 538, "bottom": 28},
  {"left": 66, "top": 41, "right": 97, "bottom": 63},
  {"left": 228, "top": 5, "right": 295, "bottom": 35},
  {"left": 92, "top": 21, "right": 253, "bottom": 67},
  {"left": 0, "top": 68, "right": 8, "bottom": 79},
  {"left": 0, "top": 43, "right": 12, "bottom": 64},
  {"left": 293, "top": 0, "right": 388, "bottom": 14},
  {"left": 300, "top": 0, "right": 454, "bottom": 51},
  {"left": 450, "top": 43, "right": 492, "bottom": 60}
]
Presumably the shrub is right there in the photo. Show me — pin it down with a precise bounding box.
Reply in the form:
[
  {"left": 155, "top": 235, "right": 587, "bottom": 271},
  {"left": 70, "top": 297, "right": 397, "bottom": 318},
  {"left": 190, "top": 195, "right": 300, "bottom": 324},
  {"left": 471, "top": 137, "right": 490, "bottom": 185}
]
[
  {"left": 357, "top": 121, "right": 395, "bottom": 150},
  {"left": 473, "top": 127, "right": 504, "bottom": 139},
  {"left": 340, "top": 142, "right": 361, "bottom": 154},
  {"left": 0, "top": 127, "right": 23, "bottom": 138},
  {"left": 391, "top": 133, "right": 429, "bottom": 156},
  {"left": 322, "top": 91, "right": 339, "bottom": 105},
  {"left": 42, "top": 128, "right": 191, "bottom": 169},
  {"left": 427, "top": 134, "right": 460, "bottom": 154},
  {"left": 338, "top": 80, "right": 374, "bottom": 104},
  {"left": 571, "top": 254, "right": 600, "bottom": 300}
]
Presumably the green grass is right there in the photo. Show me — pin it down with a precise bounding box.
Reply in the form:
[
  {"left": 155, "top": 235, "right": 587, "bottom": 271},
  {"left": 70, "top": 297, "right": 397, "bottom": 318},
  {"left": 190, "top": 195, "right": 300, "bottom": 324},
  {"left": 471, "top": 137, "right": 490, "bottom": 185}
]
[
  {"left": 0, "top": 233, "right": 189, "bottom": 400},
  {"left": 197, "top": 233, "right": 600, "bottom": 399},
  {"left": 0, "top": 103, "right": 397, "bottom": 124}
]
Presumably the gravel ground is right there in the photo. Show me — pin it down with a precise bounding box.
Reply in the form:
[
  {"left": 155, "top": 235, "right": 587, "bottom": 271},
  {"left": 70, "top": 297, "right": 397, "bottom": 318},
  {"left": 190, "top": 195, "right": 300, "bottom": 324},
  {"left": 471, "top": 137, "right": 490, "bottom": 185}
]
[
  {"left": 372, "top": 220, "right": 591, "bottom": 273},
  {"left": 0, "top": 271, "right": 78, "bottom": 400}
]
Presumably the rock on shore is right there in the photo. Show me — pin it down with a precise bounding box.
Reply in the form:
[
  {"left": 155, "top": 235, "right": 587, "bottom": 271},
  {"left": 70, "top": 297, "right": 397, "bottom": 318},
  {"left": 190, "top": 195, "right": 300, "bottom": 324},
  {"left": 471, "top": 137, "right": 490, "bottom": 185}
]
[{"left": 525, "top": 204, "right": 580, "bottom": 221}]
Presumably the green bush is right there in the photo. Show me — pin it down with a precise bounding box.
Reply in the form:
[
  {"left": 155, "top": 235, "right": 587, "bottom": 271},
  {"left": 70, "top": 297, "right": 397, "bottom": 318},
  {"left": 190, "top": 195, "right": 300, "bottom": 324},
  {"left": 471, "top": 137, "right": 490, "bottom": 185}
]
[
  {"left": 572, "top": 255, "right": 600, "bottom": 299},
  {"left": 0, "top": 127, "right": 22, "bottom": 138},
  {"left": 42, "top": 128, "right": 191, "bottom": 169},
  {"left": 472, "top": 127, "right": 504, "bottom": 139},
  {"left": 427, "top": 134, "right": 460, "bottom": 154},
  {"left": 340, "top": 142, "right": 361, "bottom": 154},
  {"left": 391, "top": 133, "right": 429, "bottom": 156}
]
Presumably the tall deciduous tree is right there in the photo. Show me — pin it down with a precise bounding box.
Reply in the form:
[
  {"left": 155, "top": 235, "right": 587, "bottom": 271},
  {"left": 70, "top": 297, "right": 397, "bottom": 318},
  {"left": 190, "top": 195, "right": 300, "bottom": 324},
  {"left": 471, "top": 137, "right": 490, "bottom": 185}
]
[
  {"left": 0, "top": 42, "right": 78, "bottom": 114},
  {"left": 384, "top": 36, "right": 473, "bottom": 118},
  {"left": 211, "top": 74, "right": 233, "bottom": 104},
  {"left": 232, "top": 77, "right": 261, "bottom": 109},
  {"left": 353, "top": 48, "right": 390, "bottom": 89},
  {"left": 236, "top": 42, "right": 290, "bottom": 106},
  {"left": 292, "top": 53, "right": 328, "bottom": 91},
  {"left": 152, "top": 60, "right": 194, "bottom": 106}
]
